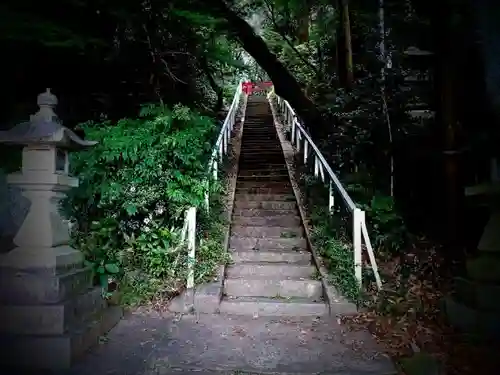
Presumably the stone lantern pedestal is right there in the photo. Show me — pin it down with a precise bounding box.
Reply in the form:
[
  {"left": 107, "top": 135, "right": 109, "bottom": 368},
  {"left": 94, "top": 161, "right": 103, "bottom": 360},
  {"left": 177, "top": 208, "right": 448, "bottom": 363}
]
[
  {"left": 444, "top": 158, "right": 500, "bottom": 340},
  {"left": 0, "top": 89, "right": 122, "bottom": 370}
]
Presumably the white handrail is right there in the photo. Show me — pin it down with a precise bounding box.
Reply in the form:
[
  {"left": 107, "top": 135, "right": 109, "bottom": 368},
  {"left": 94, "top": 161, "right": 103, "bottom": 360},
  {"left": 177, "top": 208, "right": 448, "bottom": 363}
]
[
  {"left": 181, "top": 80, "right": 246, "bottom": 290},
  {"left": 207, "top": 80, "right": 244, "bottom": 184},
  {"left": 272, "top": 94, "right": 382, "bottom": 290}
]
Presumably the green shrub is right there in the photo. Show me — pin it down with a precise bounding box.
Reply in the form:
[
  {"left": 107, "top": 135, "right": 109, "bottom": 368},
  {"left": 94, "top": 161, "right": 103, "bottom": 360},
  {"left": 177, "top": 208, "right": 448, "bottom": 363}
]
[
  {"left": 300, "top": 170, "right": 409, "bottom": 302},
  {"left": 63, "top": 103, "right": 226, "bottom": 304}
]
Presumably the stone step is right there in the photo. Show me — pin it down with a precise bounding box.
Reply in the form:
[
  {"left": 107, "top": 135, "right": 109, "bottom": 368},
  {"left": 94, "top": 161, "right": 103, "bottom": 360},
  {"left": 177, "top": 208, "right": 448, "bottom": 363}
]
[
  {"left": 242, "top": 134, "right": 278, "bottom": 138},
  {"left": 238, "top": 157, "right": 285, "bottom": 163},
  {"left": 0, "top": 287, "right": 106, "bottom": 335},
  {"left": 233, "top": 193, "right": 295, "bottom": 201},
  {"left": 219, "top": 296, "right": 328, "bottom": 316},
  {"left": 229, "top": 236, "right": 307, "bottom": 251},
  {"left": 238, "top": 160, "right": 286, "bottom": 167},
  {"left": 241, "top": 139, "right": 277, "bottom": 142},
  {"left": 232, "top": 215, "right": 301, "bottom": 227},
  {"left": 237, "top": 167, "right": 289, "bottom": 175},
  {"left": 237, "top": 164, "right": 287, "bottom": 170},
  {"left": 224, "top": 277, "right": 323, "bottom": 299},
  {"left": 240, "top": 141, "right": 279, "bottom": 146},
  {"left": 237, "top": 174, "right": 289, "bottom": 181},
  {"left": 239, "top": 148, "right": 282, "bottom": 153},
  {"left": 242, "top": 123, "right": 272, "bottom": 126},
  {"left": 238, "top": 169, "right": 289, "bottom": 176},
  {"left": 231, "top": 250, "right": 311, "bottom": 264},
  {"left": 239, "top": 151, "right": 283, "bottom": 156},
  {"left": 238, "top": 152, "right": 282, "bottom": 156},
  {"left": 240, "top": 143, "right": 280, "bottom": 148},
  {"left": 236, "top": 181, "right": 291, "bottom": 189},
  {"left": 241, "top": 130, "right": 275, "bottom": 134},
  {"left": 240, "top": 134, "right": 278, "bottom": 138},
  {"left": 231, "top": 225, "right": 303, "bottom": 238},
  {"left": 234, "top": 200, "right": 297, "bottom": 210},
  {"left": 240, "top": 139, "right": 279, "bottom": 144},
  {"left": 226, "top": 262, "right": 315, "bottom": 278},
  {"left": 240, "top": 150, "right": 281, "bottom": 154},
  {"left": 235, "top": 187, "right": 294, "bottom": 195},
  {"left": 241, "top": 137, "right": 278, "bottom": 140},
  {"left": 232, "top": 208, "right": 298, "bottom": 217}
]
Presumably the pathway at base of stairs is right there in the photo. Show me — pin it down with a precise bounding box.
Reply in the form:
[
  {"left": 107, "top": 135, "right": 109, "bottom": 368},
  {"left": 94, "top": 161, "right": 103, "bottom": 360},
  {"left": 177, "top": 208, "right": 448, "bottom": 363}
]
[{"left": 64, "top": 309, "right": 396, "bottom": 375}]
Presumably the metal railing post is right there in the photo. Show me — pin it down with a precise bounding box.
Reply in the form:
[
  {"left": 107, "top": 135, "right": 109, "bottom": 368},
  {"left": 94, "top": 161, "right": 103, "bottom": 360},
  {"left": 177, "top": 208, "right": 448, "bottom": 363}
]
[
  {"left": 186, "top": 207, "right": 196, "bottom": 289},
  {"left": 353, "top": 208, "right": 363, "bottom": 288}
]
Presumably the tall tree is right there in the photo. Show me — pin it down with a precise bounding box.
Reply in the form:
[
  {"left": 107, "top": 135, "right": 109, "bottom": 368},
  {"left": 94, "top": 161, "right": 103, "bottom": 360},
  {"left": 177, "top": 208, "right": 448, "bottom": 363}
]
[{"left": 336, "top": 0, "right": 353, "bottom": 89}]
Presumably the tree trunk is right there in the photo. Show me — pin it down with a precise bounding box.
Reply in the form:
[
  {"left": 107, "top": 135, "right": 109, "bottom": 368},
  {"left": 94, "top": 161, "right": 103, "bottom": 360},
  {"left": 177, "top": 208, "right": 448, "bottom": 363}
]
[
  {"left": 297, "top": 1, "right": 310, "bottom": 43},
  {"left": 433, "top": 0, "right": 465, "bottom": 263},
  {"left": 210, "top": 0, "right": 325, "bottom": 138},
  {"left": 336, "top": 0, "right": 353, "bottom": 89}
]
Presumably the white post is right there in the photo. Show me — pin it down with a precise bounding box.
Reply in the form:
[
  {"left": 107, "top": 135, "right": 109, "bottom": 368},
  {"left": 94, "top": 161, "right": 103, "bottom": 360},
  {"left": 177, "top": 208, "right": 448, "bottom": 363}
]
[
  {"left": 186, "top": 207, "right": 196, "bottom": 289},
  {"left": 213, "top": 160, "right": 218, "bottom": 180},
  {"left": 319, "top": 163, "right": 325, "bottom": 182},
  {"left": 304, "top": 140, "right": 309, "bottom": 164},
  {"left": 360, "top": 218, "right": 383, "bottom": 290},
  {"left": 204, "top": 176, "right": 210, "bottom": 213},
  {"left": 296, "top": 127, "right": 301, "bottom": 152},
  {"left": 353, "top": 208, "right": 363, "bottom": 288},
  {"left": 224, "top": 128, "right": 228, "bottom": 155},
  {"left": 329, "top": 181, "right": 334, "bottom": 214},
  {"left": 296, "top": 128, "right": 301, "bottom": 152}
]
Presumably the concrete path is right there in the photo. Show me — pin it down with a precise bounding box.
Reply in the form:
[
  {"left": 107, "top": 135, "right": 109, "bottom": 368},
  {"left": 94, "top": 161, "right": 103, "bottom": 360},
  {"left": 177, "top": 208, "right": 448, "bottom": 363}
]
[{"left": 60, "top": 309, "right": 396, "bottom": 375}]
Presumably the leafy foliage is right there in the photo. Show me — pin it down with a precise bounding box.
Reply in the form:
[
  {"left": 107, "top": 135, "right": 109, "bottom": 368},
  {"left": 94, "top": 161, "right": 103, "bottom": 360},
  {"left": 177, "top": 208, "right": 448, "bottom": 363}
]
[{"left": 63, "top": 104, "right": 226, "bottom": 303}]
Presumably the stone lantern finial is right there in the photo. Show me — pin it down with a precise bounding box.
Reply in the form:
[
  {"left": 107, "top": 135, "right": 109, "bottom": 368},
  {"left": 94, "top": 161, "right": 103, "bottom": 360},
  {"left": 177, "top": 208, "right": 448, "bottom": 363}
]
[
  {"left": 37, "top": 88, "right": 58, "bottom": 107},
  {"left": 31, "top": 88, "right": 59, "bottom": 124}
]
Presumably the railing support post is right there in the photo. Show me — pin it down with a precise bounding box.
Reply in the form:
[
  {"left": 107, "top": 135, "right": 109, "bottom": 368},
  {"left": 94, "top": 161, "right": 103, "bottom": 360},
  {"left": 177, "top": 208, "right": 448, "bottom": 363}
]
[
  {"left": 204, "top": 179, "right": 210, "bottom": 213},
  {"left": 329, "top": 182, "right": 334, "bottom": 214},
  {"left": 186, "top": 207, "right": 197, "bottom": 289},
  {"left": 353, "top": 208, "right": 363, "bottom": 288}
]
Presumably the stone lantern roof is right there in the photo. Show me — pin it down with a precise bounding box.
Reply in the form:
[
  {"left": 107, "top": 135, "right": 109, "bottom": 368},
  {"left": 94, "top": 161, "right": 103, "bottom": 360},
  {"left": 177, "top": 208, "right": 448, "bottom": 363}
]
[{"left": 0, "top": 89, "right": 97, "bottom": 149}]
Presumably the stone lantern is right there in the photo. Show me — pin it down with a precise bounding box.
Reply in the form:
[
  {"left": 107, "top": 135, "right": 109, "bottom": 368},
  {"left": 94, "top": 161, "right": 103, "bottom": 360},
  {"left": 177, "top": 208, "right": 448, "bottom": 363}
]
[{"left": 0, "top": 89, "right": 122, "bottom": 370}]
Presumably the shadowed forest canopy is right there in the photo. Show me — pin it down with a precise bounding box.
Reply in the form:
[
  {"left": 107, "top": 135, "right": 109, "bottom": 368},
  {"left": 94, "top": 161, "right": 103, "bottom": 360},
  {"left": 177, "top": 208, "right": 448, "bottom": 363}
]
[{"left": 0, "top": 0, "right": 249, "bottom": 126}]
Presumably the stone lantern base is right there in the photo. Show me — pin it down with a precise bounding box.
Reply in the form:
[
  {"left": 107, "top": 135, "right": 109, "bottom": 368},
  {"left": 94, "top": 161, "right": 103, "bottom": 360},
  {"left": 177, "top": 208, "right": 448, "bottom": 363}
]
[{"left": 0, "top": 246, "right": 123, "bottom": 370}]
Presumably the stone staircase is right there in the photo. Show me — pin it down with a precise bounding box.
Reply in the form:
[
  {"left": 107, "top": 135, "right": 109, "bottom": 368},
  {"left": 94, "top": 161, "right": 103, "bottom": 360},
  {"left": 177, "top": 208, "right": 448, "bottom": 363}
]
[
  {"left": 62, "top": 94, "right": 397, "bottom": 375},
  {"left": 219, "top": 96, "right": 328, "bottom": 316}
]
